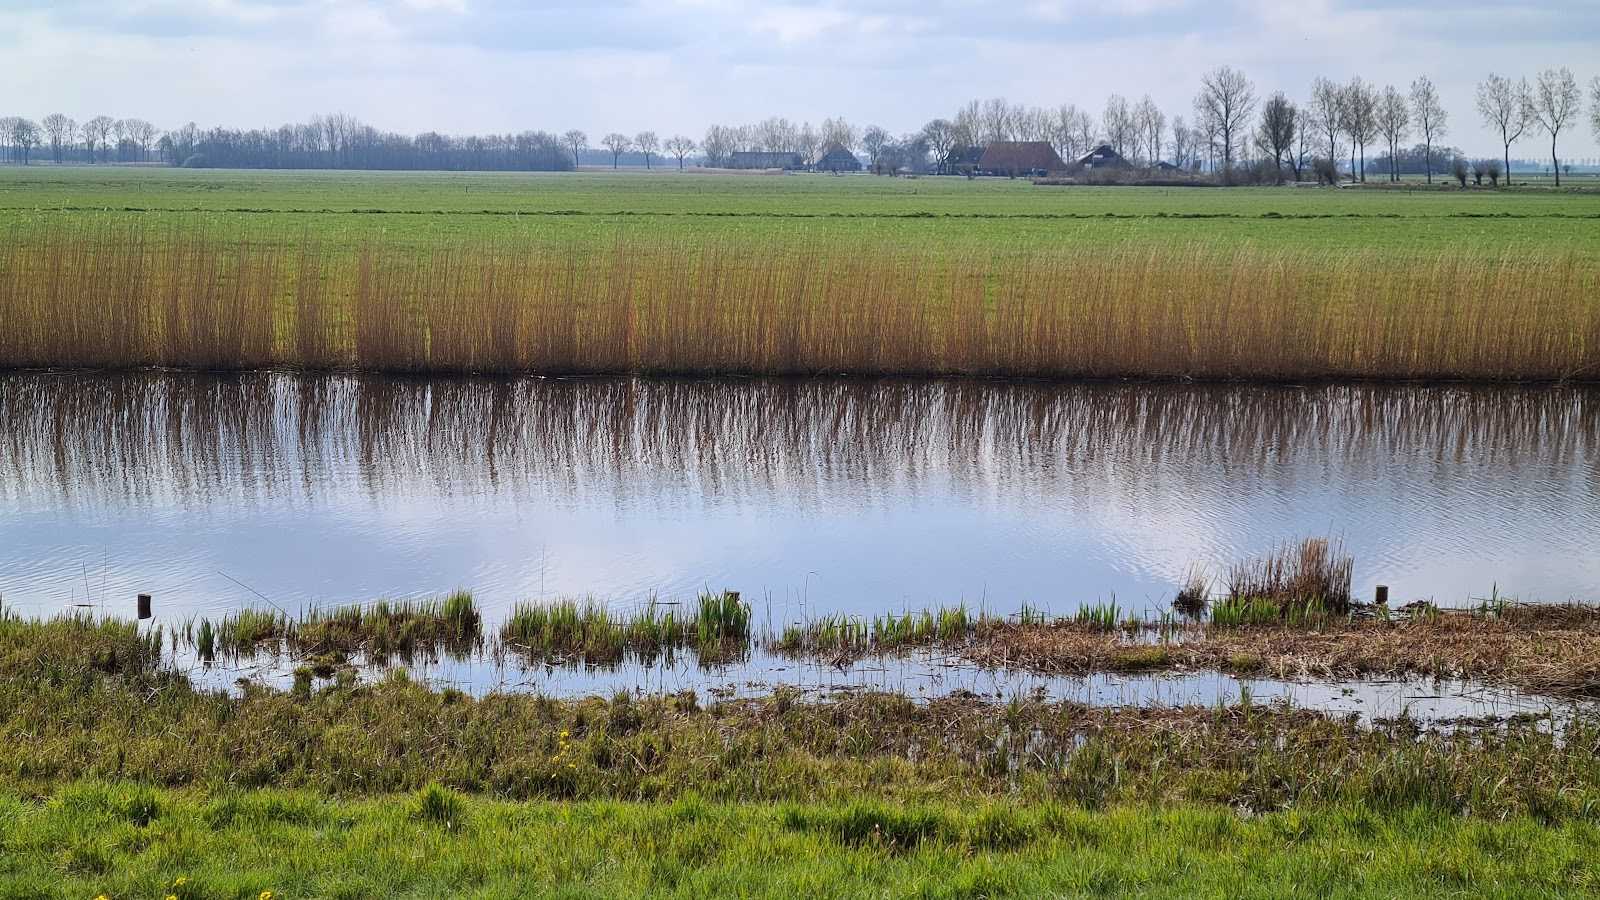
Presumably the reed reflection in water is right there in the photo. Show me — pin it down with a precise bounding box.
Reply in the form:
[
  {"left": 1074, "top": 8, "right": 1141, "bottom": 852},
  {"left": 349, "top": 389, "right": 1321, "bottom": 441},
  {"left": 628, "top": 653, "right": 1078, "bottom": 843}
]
[{"left": 2, "top": 373, "right": 1597, "bottom": 621}]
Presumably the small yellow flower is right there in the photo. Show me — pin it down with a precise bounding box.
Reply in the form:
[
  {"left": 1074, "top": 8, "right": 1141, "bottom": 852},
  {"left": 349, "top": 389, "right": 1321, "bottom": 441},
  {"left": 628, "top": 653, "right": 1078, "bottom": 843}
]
[
  {"left": 260, "top": 892, "right": 275, "bottom": 900},
  {"left": 165, "top": 895, "right": 178, "bottom": 900},
  {"left": 174, "top": 878, "right": 189, "bottom": 887},
  {"left": 559, "top": 730, "right": 570, "bottom": 739},
  {"left": 94, "top": 895, "right": 111, "bottom": 900}
]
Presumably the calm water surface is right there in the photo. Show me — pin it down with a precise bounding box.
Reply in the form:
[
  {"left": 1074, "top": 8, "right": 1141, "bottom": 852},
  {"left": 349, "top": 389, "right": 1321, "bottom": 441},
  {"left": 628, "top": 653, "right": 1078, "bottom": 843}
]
[{"left": 2, "top": 373, "right": 1597, "bottom": 626}]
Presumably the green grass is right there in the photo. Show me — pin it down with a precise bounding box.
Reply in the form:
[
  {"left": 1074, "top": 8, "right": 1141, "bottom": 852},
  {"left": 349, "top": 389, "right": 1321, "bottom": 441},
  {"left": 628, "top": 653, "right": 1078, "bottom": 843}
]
[
  {"left": 4, "top": 784, "right": 1597, "bottom": 898},
  {"left": 500, "top": 592, "right": 749, "bottom": 663},
  {"left": 2, "top": 166, "right": 1596, "bottom": 259}
]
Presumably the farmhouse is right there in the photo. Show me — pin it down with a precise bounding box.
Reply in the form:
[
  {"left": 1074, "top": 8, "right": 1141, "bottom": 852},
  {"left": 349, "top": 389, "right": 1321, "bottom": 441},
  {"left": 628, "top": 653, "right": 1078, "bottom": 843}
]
[
  {"left": 1076, "top": 145, "right": 1131, "bottom": 170},
  {"left": 814, "top": 143, "right": 862, "bottom": 173},
  {"left": 976, "top": 141, "right": 1066, "bottom": 177},
  {"left": 945, "top": 145, "right": 984, "bottom": 175},
  {"left": 728, "top": 151, "right": 805, "bottom": 170}
]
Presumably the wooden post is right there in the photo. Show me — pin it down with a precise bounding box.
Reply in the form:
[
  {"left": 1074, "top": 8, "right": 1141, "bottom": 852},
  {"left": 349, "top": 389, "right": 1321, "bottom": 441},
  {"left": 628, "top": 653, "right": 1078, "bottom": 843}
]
[
  {"left": 1374, "top": 585, "right": 1389, "bottom": 606},
  {"left": 137, "top": 593, "right": 152, "bottom": 620}
]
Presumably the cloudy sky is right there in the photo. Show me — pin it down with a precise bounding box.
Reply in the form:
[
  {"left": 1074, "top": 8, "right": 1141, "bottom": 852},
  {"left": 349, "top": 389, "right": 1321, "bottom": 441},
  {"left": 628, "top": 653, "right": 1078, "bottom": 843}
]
[{"left": 4, "top": 0, "right": 1597, "bottom": 158}]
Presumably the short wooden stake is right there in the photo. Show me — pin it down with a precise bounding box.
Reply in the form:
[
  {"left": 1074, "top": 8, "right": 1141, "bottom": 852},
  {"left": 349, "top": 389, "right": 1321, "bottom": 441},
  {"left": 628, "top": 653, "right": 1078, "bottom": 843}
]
[
  {"left": 137, "top": 593, "right": 152, "bottom": 620},
  {"left": 1374, "top": 585, "right": 1389, "bottom": 606}
]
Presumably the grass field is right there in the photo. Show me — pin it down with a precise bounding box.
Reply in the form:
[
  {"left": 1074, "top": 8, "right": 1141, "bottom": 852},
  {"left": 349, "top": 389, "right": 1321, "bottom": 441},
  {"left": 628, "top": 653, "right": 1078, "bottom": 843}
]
[
  {"left": 8, "top": 785, "right": 1597, "bottom": 898},
  {"left": 2, "top": 165, "right": 1598, "bottom": 258}
]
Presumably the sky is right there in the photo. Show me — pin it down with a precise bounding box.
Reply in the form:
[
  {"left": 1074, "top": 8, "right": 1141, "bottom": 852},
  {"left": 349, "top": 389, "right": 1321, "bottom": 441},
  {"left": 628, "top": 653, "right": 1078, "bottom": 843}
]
[{"left": 4, "top": 0, "right": 1598, "bottom": 159}]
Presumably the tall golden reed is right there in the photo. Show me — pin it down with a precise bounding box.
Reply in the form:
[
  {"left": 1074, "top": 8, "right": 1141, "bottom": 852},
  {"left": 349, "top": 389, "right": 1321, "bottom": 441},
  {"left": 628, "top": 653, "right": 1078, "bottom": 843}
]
[{"left": 1, "top": 227, "right": 1595, "bottom": 380}]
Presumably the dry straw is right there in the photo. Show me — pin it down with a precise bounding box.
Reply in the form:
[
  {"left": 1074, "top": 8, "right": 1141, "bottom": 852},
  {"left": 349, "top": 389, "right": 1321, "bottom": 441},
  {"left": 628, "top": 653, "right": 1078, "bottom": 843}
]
[{"left": 2, "top": 226, "right": 1595, "bottom": 380}]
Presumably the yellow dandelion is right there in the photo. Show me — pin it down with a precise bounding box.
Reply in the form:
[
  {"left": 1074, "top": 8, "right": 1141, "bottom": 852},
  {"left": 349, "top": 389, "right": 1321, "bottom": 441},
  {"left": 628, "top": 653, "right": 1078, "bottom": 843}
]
[
  {"left": 260, "top": 892, "right": 275, "bottom": 900},
  {"left": 94, "top": 895, "right": 111, "bottom": 900},
  {"left": 559, "top": 730, "right": 570, "bottom": 739},
  {"left": 174, "top": 877, "right": 189, "bottom": 886},
  {"left": 165, "top": 895, "right": 178, "bottom": 900}
]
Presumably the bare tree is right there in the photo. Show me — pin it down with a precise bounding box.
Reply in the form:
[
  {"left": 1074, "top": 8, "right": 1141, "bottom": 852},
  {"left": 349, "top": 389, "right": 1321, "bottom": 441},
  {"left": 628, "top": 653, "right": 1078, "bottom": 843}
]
[
  {"left": 860, "top": 125, "right": 890, "bottom": 174},
  {"left": 1134, "top": 95, "right": 1165, "bottom": 166},
  {"left": 1291, "top": 108, "right": 1314, "bottom": 181},
  {"left": 922, "top": 119, "right": 956, "bottom": 173},
  {"left": 1308, "top": 77, "right": 1346, "bottom": 176},
  {"left": 1376, "top": 85, "right": 1410, "bottom": 183},
  {"left": 601, "top": 133, "right": 631, "bottom": 169},
  {"left": 122, "top": 118, "right": 157, "bottom": 162},
  {"left": 820, "top": 117, "right": 857, "bottom": 152},
  {"left": 1343, "top": 78, "right": 1378, "bottom": 182},
  {"left": 84, "top": 115, "right": 116, "bottom": 163},
  {"left": 979, "top": 98, "right": 1013, "bottom": 144},
  {"left": 1170, "top": 115, "right": 1192, "bottom": 170},
  {"left": 1591, "top": 77, "right": 1600, "bottom": 143},
  {"left": 563, "top": 130, "right": 587, "bottom": 169},
  {"left": 1531, "top": 67, "right": 1580, "bottom": 186},
  {"left": 1409, "top": 76, "right": 1447, "bottom": 184},
  {"left": 952, "top": 100, "right": 981, "bottom": 148},
  {"left": 634, "top": 131, "right": 658, "bottom": 169},
  {"left": 8, "top": 119, "right": 40, "bottom": 164},
  {"left": 701, "top": 125, "right": 737, "bottom": 167},
  {"left": 41, "top": 114, "right": 75, "bottom": 164},
  {"left": 1194, "top": 66, "right": 1256, "bottom": 181},
  {"left": 664, "top": 135, "right": 695, "bottom": 170},
  {"left": 1102, "top": 94, "right": 1135, "bottom": 158},
  {"left": 1476, "top": 74, "right": 1532, "bottom": 188},
  {"left": 1256, "top": 93, "right": 1296, "bottom": 184}
]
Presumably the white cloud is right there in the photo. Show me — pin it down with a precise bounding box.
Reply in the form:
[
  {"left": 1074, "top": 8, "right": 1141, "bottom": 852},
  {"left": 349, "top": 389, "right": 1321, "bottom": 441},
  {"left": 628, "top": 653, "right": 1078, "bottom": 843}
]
[{"left": 1, "top": 0, "right": 1595, "bottom": 157}]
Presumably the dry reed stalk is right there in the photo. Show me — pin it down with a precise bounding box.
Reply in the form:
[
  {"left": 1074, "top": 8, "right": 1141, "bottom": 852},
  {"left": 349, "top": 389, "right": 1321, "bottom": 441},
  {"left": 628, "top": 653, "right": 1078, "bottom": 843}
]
[{"left": 1, "top": 226, "right": 1595, "bottom": 380}]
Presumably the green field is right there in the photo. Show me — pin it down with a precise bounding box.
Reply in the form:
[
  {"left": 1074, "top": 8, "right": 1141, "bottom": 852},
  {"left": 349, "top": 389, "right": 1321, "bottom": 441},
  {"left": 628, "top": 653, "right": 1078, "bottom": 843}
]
[
  {"left": 2, "top": 165, "right": 1597, "bottom": 258},
  {"left": 7, "top": 785, "right": 1595, "bottom": 899}
]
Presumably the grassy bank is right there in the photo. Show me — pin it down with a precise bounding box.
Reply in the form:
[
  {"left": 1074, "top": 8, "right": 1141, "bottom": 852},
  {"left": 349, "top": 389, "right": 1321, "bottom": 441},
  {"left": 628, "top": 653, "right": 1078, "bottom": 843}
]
[
  {"left": 4, "top": 611, "right": 1600, "bottom": 814},
  {"left": 6, "top": 784, "right": 1598, "bottom": 899},
  {"left": 6, "top": 609, "right": 1600, "bottom": 895},
  {"left": 1, "top": 227, "right": 1596, "bottom": 379}
]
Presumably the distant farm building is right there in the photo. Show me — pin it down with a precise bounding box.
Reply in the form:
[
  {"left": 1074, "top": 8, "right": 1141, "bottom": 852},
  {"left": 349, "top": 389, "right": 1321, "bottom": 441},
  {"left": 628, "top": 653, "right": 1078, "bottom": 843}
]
[
  {"left": 728, "top": 151, "right": 805, "bottom": 170},
  {"left": 815, "top": 144, "right": 862, "bottom": 173},
  {"left": 1076, "top": 145, "right": 1131, "bottom": 170},
  {"left": 945, "top": 145, "right": 984, "bottom": 175},
  {"left": 976, "top": 142, "right": 1066, "bottom": 177}
]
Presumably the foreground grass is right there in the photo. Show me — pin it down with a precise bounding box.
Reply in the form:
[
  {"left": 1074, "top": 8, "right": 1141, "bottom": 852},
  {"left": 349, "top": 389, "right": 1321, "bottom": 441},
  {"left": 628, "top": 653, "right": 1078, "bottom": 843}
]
[{"left": 4, "top": 784, "right": 1597, "bottom": 898}]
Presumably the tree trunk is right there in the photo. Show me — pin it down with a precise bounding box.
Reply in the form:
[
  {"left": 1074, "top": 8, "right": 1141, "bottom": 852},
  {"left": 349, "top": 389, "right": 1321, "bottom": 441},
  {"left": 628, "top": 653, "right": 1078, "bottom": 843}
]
[
  {"left": 1424, "top": 140, "right": 1432, "bottom": 184},
  {"left": 1551, "top": 135, "right": 1560, "bottom": 187}
]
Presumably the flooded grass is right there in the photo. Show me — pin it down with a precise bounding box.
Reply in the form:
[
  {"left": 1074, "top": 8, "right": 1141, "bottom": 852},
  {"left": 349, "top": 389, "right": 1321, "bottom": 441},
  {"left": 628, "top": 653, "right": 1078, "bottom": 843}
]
[
  {"left": 197, "top": 592, "right": 483, "bottom": 662},
  {"left": 1, "top": 227, "right": 1597, "bottom": 380},
  {"left": 500, "top": 592, "right": 750, "bottom": 664}
]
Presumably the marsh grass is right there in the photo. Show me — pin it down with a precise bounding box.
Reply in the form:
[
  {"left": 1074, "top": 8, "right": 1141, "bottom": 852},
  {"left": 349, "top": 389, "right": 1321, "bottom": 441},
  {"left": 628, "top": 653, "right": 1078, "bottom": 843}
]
[
  {"left": 772, "top": 605, "right": 1002, "bottom": 655},
  {"left": 203, "top": 592, "right": 482, "bottom": 661},
  {"left": 499, "top": 592, "right": 750, "bottom": 664},
  {"left": 1222, "top": 538, "right": 1353, "bottom": 620},
  {"left": 2, "top": 227, "right": 1596, "bottom": 380}
]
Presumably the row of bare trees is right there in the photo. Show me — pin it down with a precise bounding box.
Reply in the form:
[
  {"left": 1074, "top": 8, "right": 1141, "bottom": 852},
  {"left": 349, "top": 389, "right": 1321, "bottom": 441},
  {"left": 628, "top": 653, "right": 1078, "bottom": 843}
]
[
  {"left": 906, "top": 67, "right": 1598, "bottom": 185},
  {"left": 7, "top": 71, "right": 1599, "bottom": 179}
]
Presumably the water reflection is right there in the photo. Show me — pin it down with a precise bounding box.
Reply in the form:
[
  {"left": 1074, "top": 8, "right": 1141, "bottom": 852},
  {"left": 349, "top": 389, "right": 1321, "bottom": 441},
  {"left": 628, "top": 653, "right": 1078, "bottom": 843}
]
[{"left": 2, "top": 373, "right": 1597, "bottom": 620}]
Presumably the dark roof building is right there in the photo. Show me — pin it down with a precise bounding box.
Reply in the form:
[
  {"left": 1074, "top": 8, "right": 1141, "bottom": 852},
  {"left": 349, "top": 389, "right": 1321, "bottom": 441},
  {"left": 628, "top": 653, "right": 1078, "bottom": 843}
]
[
  {"left": 814, "top": 143, "right": 862, "bottom": 173},
  {"left": 976, "top": 141, "right": 1067, "bottom": 177},
  {"left": 728, "top": 151, "right": 805, "bottom": 170},
  {"left": 1076, "top": 145, "right": 1131, "bottom": 170},
  {"left": 944, "top": 145, "right": 984, "bottom": 174}
]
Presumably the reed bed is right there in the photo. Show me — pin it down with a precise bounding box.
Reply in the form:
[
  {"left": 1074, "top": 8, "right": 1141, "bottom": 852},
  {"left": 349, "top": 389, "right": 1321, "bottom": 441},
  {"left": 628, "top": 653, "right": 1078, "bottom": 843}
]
[
  {"left": 201, "top": 592, "right": 482, "bottom": 661},
  {"left": 499, "top": 592, "right": 750, "bottom": 664},
  {"left": 772, "top": 605, "right": 1002, "bottom": 655},
  {"left": 2, "top": 226, "right": 1596, "bottom": 380}
]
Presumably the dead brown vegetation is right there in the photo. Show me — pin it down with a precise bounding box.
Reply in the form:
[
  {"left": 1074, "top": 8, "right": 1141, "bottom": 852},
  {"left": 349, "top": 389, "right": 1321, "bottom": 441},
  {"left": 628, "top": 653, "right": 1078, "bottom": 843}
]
[
  {"left": 961, "top": 605, "right": 1600, "bottom": 697},
  {"left": 1, "top": 227, "right": 1596, "bottom": 380}
]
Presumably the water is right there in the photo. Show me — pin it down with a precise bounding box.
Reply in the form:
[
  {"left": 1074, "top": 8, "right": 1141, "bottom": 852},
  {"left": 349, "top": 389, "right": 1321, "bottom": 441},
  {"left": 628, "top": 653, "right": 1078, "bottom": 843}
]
[
  {"left": 179, "top": 645, "right": 1572, "bottom": 727},
  {"left": 2, "top": 373, "right": 1598, "bottom": 629}
]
